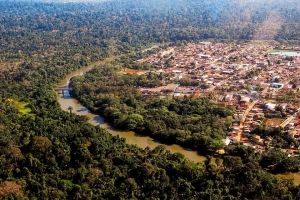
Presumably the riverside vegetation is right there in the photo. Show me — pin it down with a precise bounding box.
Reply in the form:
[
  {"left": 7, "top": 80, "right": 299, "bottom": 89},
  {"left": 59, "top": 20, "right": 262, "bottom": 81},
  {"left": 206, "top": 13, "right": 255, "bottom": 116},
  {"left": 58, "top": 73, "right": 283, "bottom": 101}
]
[
  {"left": 69, "top": 61, "right": 236, "bottom": 154},
  {"left": 1, "top": 0, "right": 300, "bottom": 199}
]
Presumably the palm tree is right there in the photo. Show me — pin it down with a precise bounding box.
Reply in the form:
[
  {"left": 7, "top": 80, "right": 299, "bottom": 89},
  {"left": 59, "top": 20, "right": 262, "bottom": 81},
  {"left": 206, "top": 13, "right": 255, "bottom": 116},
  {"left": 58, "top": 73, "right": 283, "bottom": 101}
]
[{"left": 67, "top": 106, "right": 73, "bottom": 114}]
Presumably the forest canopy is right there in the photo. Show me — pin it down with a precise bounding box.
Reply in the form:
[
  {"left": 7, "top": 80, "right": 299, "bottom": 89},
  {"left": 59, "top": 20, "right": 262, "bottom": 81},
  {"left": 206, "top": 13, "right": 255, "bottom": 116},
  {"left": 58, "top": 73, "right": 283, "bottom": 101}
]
[
  {"left": 69, "top": 62, "right": 235, "bottom": 153},
  {"left": 0, "top": 0, "right": 300, "bottom": 199}
]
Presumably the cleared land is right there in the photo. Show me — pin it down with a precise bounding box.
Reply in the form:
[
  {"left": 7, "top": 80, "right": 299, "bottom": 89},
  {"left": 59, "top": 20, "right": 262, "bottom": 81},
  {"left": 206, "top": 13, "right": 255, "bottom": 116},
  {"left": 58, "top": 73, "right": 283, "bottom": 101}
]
[
  {"left": 123, "top": 68, "right": 148, "bottom": 74},
  {"left": 265, "top": 118, "right": 285, "bottom": 126}
]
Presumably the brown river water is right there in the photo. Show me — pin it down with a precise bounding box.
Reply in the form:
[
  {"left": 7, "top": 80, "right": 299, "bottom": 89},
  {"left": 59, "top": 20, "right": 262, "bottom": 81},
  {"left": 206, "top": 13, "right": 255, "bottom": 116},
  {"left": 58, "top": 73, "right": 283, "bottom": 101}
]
[
  {"left": 56, "top": 59, "right": 206, "bottom": 163},
  {"left": 55, "top": 58, "right": 300, "bottom": 184}
]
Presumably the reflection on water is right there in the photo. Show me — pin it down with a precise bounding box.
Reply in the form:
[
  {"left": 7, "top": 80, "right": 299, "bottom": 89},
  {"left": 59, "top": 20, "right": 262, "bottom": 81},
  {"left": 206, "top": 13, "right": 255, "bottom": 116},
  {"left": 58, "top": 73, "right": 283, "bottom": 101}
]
[
  {"left": 76, "top": 107, "right": 89, "bottom": 113},
  {"left": 56, "top": 61, "right": 206, "bottom": 163},
  {"left": 92, "top": 116, "right": 106, "bottom": 125},
  {"left": 62, "top": 96, "right": 73, "bottom": 100}
]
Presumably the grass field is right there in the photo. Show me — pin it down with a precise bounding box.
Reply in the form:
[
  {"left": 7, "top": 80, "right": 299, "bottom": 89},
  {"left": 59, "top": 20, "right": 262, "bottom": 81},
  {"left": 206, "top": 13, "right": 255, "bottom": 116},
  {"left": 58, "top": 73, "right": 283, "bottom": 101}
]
[{"left": 266, "top": 49, "right": 300, "bottom": 54}]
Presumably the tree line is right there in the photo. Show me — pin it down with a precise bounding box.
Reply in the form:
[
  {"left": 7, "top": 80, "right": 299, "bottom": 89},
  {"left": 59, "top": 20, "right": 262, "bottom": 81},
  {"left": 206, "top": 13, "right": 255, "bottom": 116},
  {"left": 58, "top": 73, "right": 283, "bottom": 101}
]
[
  {"left": 69, "top": 62, "right": 235, "bottom": 153},
  {"left": 0, "top": 0, "right": 299, "bottom": 199}
]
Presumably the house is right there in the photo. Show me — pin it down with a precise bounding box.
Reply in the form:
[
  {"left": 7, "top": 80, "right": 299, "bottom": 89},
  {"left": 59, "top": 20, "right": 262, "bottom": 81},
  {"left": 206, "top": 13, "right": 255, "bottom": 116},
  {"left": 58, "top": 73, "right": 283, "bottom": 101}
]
[
  {"left": 240, "top": 96, "right": 250, "bottom": 106},
  {"left": 265, "top": 103, "right": 276, "bottom": 110},
  {"left": 199, "top": 42, "right": 212, "bottom": 48}
]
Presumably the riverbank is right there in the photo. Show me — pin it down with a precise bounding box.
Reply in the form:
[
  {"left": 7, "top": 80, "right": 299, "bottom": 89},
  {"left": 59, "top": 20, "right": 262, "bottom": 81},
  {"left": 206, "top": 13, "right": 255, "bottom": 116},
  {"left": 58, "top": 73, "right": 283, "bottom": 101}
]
[
  {"left": 56, "top": 53, "right": 207, "bottom": 163},
  {"left": 56, "top": 47, "right": 299, "bottom": 185},
  {"left": 275, "top": 173, "right": 300, "bottom": 186}
]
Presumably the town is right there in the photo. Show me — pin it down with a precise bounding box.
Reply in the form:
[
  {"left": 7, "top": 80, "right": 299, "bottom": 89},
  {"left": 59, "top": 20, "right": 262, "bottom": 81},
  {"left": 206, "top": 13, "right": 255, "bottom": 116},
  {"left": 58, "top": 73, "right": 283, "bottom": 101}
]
[{"left": 136, "top": 41, "right": 300, "bottom": 156}]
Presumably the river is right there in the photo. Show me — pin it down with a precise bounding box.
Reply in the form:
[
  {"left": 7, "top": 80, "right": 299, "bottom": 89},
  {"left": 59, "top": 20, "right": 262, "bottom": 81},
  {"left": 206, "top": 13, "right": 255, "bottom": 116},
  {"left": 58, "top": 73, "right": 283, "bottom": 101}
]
[
  {"left": 55, "top": 56, "right": 300, "bottom": 184},
  {"left": 56, "top": 58, "right": 206, "bottom": 163}
]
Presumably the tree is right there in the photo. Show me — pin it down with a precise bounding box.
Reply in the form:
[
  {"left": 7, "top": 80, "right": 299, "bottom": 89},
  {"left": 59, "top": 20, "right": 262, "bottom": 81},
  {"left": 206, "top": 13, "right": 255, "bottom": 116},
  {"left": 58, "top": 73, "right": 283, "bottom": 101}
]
[
  {"left": 0, "top": 181, "right": 23, "bottom": 199},
  {"left": 260, "top": 148, "right": 287, "bottom": 168},
  {"left": 30, "top": 136, "right": 52, "bottom": 153},
  {"left": 223, "top": 156, "right": 243, "bottom": 171},
  {"left": 68, "top": 106, "right": 73, "bottom": 114},
  {"left": 209, "top": 139, "right": 226, "bottom": 151},
  {"left": 256, "top": 83, "right": 262, "bottom": 91},
  {"left": 5, "top": 147, "right": 24, "bottom": 167},
  {"left": 125, "top": 113, "right": 144, "bottom": 130}
]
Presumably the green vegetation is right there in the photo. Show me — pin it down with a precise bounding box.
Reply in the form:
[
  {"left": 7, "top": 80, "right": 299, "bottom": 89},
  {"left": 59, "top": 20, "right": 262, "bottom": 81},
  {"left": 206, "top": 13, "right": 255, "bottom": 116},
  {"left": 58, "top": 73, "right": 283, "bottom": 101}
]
[
  {"left": 251, "top": 126, "right": 298, "bottom": 149},
  {"left": 266, "top": 49, "right": 300, "bottom": 54},
  {"left": 0, "top": 0, "right": 300, "bottom": 199},
  {"left": 267, "top": 49, "right": 298, "bottom": 53},
  {"left": 14, "top": 101, "right": 32, "bottom": 115},
  {"left": 70, "top": 62, "right": 235, "bottom": 153}
]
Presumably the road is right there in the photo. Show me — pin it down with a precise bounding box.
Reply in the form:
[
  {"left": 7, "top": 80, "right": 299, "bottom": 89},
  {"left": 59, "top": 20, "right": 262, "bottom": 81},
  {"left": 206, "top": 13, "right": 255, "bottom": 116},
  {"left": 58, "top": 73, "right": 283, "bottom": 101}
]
[
  {"left": 280, "top": 116, "right": 294, "bottom": 128},
  {"left": 237, "top": 100, "right": 258, "bottom": 142},
  {"left": 279, "top": 104, "right": 300, "bottom": 128}
]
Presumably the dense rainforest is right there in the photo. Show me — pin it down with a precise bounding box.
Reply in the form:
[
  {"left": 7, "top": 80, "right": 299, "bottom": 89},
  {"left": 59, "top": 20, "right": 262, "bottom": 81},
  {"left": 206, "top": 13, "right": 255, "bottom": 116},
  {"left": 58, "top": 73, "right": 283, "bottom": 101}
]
[{"left": 0, "top": 0, "right": 300, "bottom": 199}]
